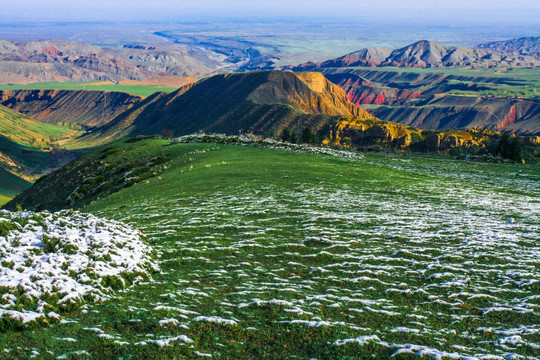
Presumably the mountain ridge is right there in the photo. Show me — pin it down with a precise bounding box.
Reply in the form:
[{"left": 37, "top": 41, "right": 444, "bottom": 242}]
[
  {"left": 0, "top": 39, "right": 228, "bottom": 84},
  {"left": 476, "top": 37, "right": 540, "bottom": 58},
  {"left": 288, "top": 40, "right": 540, "bottom": 70},
  {"left": 78, "top": 71, "right": 375, "bottom": 147}
]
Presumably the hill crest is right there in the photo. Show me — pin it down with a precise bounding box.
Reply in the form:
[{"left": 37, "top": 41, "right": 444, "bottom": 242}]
[{"left": 79, "top": 71, "right": 375, "bottom": 147}]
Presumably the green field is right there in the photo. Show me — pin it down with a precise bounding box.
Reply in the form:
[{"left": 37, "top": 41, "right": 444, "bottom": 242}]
[
  {"left": 1, "top": 137, "right": 538, "bottom": 359},
  {"left": 0, "top": 82, "right": 178, "bottom": 97}
]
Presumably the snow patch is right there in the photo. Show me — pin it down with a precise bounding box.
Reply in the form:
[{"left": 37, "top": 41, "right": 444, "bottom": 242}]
[{"left": 0, "top": 210, "right": 157, "bottom": 327}]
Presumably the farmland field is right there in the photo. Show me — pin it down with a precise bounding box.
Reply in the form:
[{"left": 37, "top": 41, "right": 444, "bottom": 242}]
[
  {"left": 1, "top": 138, "right": 539, "bottom": 359},
  {"left": 0, "top": 82, "right": 178, "bottom": 97}
]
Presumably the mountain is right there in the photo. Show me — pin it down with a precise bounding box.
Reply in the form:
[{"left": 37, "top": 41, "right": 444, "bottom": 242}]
[
  {"left": 476, "top": 37, "right": 540, "bottom": 58},
  {"left": 0, "top": 39, "right": 231, "bottom": 84},
  {"left": 0, "top": 89, "right": 143, "bottom": 128},
  {"left": 368, "top": 95, "right": 540, "bottom": 136},
  {"left": 0, "top": 39, "right": 150, "bottom": 83},
  {"left": 111, "top": 44, "right": 226, "bottom": 77},
  {"left": 288, "top": 40, "right": 540, "bottom": 70},
  {"left": 81, "top": 71, "right": 375, "bottom": 146},
  {"left": 291, "top": 48, "right": 393, "bottom": 70},
  {"left": 317, "top": 68, "right": 540, "bottom": 135}
]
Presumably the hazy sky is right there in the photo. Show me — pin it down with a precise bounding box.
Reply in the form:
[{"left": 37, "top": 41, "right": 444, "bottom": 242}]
[{"left": 3, "top": 0, "right": 540, "bottom": 24}]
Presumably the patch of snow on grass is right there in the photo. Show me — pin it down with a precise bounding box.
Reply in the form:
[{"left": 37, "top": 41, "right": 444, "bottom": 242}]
[
  {"left": 170, "top": 134, "right": 365, "bottom": 160},
  {"left": 192, "top": 316, "right": 238, "bottom": 326},
  {"left": 333, "top": 334, "right": 381, "bottom": 346},
  {"left": 0, "top": 210, "right": 157, "bottom": 328},
  {"left": 144, "top": 335, "right": 193, "bottom": 347},
  {"left": 390, "top": 344, "right": 462, "bottom": 359}
]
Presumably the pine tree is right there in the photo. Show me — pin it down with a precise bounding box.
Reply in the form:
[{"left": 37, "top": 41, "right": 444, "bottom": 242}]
[
  {"left": 495, "top": 133, "right": 523, "bottom": 162},
  {"left": 281, "top": 128, "right": 291, "bottom": 142},
  {"left": 496, "top": 133, "right": 511, "bottom": 158},
  {"left": 290, "top": 133, "right": 297, "bottom": 144},
  {"left": 509, "top": 137, "right": 523, "bottom": 162},
  {"left": 301, "top": 127, "right": 312, "bottom": 144},
  {"left": 300, "top": 127, "right": 319, "bottom": 144}
]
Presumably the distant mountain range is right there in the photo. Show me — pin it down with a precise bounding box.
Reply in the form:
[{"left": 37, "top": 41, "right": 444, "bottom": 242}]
[
  {"left": 1, "top": 38, "right": 540, "bottom": 85},
  {"left": 287, "top": 40, "right": 540, "bottom": 70},
  {"left": 476, "top": 37, "right": 540, "bottom": 58},
  {"left": 316, "top": 68, "right": 540, "bottom": 136},
  {"left": 284, "top": 40, "right": 540, "bottom": 135},
  {"left": 0, "top": 39, "right": 227, "bottom": 84}
]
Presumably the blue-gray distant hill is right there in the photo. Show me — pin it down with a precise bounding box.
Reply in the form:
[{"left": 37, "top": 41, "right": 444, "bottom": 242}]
[
  {"left": 288, "top": 40, "right": 540, "bottom": 69},
  {"left": 476, "top": 37, "right": 540, "bottom": 58}
]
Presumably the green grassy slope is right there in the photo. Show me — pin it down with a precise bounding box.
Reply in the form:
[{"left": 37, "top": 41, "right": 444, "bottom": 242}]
[
  {"left": 0, "top": 106, "right": 79, "bottom": 204},
  {"left": 0, "top": 166, "right": 31, "bottom": 205},
  {"left": 0, "top": 105, "right": 78, "bottom": 148},
  {"left": 2, "top": 138, "right": 539, "bottom": 359},
  {"left": 0, "top": 134, "right": 69, "bottom": 205}
]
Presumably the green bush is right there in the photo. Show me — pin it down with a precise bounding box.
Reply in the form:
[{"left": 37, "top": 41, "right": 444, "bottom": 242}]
[
  {"left": 42, "top": 234, "right": 61, "bottom": 253},
  {"left": 0, "top": 221, "right": 19, "bottom": 236}
]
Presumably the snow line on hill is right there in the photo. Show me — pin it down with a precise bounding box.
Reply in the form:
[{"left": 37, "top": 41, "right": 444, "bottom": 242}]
[{"left": 168, "top": 134, "right": 365, "bottom": 160}]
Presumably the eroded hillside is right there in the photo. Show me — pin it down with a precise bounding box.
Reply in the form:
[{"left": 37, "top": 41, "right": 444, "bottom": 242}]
[{"left": 0, "top": 89, "right": 143, "bottom": 127}]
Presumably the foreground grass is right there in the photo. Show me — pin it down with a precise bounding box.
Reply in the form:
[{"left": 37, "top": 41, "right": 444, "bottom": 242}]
[{"left": 1, "top": 139, "right": 539, "bottom": 359}]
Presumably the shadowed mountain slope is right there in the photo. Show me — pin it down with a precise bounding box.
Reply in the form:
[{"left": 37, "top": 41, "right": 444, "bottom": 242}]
[
  {"left": 81, "top": 71, "right": 375, "bottom": 146},
  {"left": 0, "top": 89, "right": 143, "bottom": 127},
  {"left": 368, "top": 96, "right": 540, "bottom": 135},
  {"left": 0, "top": 165, "right": 30, "bottom": 204}
]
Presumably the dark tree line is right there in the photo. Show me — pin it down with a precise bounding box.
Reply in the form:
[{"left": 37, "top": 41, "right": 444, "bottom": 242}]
[
  {"left": 281, "top": 127, "right": 318, "bottom": 145},
  {"left": 496, "top": 133, "right": 523, "bottom": 162}
]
